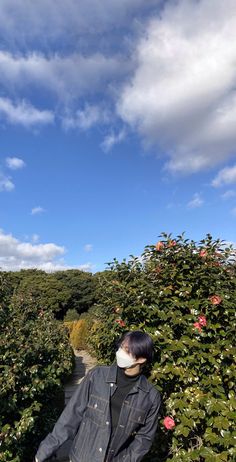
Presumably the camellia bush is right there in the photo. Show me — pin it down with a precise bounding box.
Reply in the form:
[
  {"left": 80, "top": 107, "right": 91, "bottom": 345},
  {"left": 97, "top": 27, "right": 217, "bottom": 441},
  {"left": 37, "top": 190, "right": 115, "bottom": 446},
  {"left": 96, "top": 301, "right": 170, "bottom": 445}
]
[
  {"left": 0, "top": 278, "right": 74, "bottom": 462},
  {"left": 88, "top": 234, "right": 236, "bottom": 462}
]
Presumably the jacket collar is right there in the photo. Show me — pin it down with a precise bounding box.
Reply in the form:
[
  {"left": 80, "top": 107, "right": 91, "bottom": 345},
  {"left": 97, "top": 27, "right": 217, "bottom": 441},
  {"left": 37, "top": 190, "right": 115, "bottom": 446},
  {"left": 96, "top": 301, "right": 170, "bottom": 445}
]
[{"left": 105, "top": 362, "right": 149, "bottom": 393}]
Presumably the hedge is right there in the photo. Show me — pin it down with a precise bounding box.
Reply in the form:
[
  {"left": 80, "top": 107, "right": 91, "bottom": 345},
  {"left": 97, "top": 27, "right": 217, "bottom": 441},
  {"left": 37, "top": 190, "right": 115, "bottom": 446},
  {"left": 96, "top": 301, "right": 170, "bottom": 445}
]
[
  {"left": 87, "top": 234, "right": 236, "bottom": 462},
  {"left": 0, "top": 280, "right": 74, "bottom": 462}
]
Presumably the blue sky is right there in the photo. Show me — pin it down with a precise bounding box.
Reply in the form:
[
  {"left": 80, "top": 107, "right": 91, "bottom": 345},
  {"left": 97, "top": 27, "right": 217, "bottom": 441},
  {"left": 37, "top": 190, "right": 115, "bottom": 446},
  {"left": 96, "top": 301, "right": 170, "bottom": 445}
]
[{"left": 0, "top": 0, "right": 236, "bottom": 272}]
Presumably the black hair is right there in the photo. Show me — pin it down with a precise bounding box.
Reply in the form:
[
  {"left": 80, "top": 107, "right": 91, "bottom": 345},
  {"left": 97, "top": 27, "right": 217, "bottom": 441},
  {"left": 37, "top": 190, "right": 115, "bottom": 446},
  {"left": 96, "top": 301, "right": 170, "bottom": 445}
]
[{"left": 117, "top": 331, "right": 154, "bottom": 364}]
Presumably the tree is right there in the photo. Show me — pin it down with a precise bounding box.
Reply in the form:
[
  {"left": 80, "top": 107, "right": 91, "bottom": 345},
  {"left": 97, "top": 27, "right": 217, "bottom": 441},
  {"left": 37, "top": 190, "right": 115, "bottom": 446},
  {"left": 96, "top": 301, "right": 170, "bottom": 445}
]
[{"left": 54, "top": 270, "right": 97, "bottom": 315}]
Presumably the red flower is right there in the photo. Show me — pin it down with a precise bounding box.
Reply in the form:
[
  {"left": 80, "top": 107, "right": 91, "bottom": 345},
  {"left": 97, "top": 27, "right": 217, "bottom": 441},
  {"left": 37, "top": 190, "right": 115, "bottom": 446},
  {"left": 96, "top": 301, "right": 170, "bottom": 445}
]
[
  {"left": 193, "top": 322, "right": 202, "bottom": 332},
  {"left": 199, "top": 249, "right": 207, "bottom": 257},
  {"left": 155, "top": 241, "right": 164, "bottom": 251},
  {"left": 209, "top": 295, "right": 222, "bottom": 305},
  {"left": 115, "top": 319, "right": 126, "bottom": 327},
  {"left": 198, "top": 315, "right": 207, "bottom": 327},
  {"left": 163, "top": 416, "right": 175, "bottom": 430},
  {"left": 168, "top": 240, "right": 176, "bottom": 247}
]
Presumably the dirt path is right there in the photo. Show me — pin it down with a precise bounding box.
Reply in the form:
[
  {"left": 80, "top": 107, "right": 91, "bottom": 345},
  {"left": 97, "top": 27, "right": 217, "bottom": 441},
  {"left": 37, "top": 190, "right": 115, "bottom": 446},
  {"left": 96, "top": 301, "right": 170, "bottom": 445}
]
[{"left": 54, "top": 349, "right": 97, "bottom": 461}]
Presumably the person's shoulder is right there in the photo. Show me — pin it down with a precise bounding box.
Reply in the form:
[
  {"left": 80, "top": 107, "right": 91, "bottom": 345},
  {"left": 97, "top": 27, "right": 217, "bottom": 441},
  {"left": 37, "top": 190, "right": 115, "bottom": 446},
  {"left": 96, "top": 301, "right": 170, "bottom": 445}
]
[
  {"left": 150, "top": 384, "right": 162, "bottom": 407},
  {"left": 141, "top": 375, "right": 161, "bottom": 400},
  {"left": 87, "top": 364, "right": 110, "bottom": 377}
]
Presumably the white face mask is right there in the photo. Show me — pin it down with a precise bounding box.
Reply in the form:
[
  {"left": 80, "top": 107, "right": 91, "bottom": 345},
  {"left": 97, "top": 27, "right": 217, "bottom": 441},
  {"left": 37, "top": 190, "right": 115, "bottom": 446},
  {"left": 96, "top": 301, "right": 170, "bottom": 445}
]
[{"left": 116, "top": 347, "right": 137, "bottom": 368}]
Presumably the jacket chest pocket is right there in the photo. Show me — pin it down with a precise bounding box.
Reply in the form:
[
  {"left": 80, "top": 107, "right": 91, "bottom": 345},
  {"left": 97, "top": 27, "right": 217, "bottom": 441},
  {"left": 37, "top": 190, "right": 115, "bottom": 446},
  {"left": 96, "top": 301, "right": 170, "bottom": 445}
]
[
  {"left": 86, "top": 394, "right": 107, "bottom": 426},
  {"left": 126, "top": 407, "right": 147, "bottom": 435}
]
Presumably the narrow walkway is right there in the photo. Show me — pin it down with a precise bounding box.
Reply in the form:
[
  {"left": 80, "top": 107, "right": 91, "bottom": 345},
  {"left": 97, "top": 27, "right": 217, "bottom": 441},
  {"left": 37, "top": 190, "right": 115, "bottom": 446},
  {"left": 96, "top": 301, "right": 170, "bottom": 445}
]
[{"left": 55, "top": 349, "right": 97, "bottom": 462}]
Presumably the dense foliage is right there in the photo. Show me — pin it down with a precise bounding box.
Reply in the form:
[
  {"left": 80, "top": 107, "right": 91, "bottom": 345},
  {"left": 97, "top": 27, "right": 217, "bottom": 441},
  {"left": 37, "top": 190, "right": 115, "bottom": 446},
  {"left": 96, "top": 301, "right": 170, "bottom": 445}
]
[
  {"left": 54, "top": 270, "right": 97, "bottom": 316},
  {"left": 88, "top": 234, "right": 236, "bottom": 462},
  {"left": 0, "top": 276, "right": 74, "bottom": 462},
  {"left": 3, "top": 268, "right": 96, "bottom": 319}
]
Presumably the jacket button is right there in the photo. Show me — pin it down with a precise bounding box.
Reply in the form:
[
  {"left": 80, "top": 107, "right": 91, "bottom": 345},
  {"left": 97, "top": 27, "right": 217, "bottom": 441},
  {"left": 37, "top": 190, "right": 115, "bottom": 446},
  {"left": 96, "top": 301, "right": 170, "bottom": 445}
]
[
  {"left": 106, "top": 421, "right": 109, "bottom": 425},
  {"left": 110, "top": 383, "right": 114, "bottom": 387},
  {"left": 99, "top": 448, "right": 103, "bottom": 452}
]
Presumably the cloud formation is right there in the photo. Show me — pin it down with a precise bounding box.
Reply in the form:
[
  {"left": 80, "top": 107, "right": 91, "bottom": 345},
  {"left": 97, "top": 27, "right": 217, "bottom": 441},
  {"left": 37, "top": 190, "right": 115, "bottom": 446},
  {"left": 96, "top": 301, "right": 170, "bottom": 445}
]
[
  {"left": 0, "top": 172, "right": 14, "bottom": 191},
  {"left": 0, "top": 0, "right": 156, "bottom": 50},
  {"left": 31, "top": 206, "right": 46, "bottom": 215},
  {"left": 0, "top": 229, "right": 65, "bottom": 271},
  {"left": 6, "top": 157, "right": 25, "bottom": 170},
  {"left": 101, "top": 129, "right": 126, "bottom": 152},
  {"left": 0, "top": 229, "right": 94, "bottom": 271},
  {"left": 118, "top": 0, "right": 236, "bottom": 174},
  {"left": 0, "top": 50, "right": 128, "bottom": 102},
  {"left": 212, "top": 165, "right": 236, "bottom": 187},
  {"left": 187, "top": 193, "right": 204, "bottom": 209},
  {"left": 62, "top": 104, "right": 110, "bottom": 130},
  {"left": 221, "top": 190, "right": 236, "bottom": 200},
  {"left": 0, "top": 97, "right": 54, "bottom": 127}
]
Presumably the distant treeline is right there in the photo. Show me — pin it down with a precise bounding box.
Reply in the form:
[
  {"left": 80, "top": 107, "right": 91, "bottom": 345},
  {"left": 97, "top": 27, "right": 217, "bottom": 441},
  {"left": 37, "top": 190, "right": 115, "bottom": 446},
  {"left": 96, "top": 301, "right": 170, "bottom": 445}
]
[{"left": 1, "top": 268, "right": 112, "bottom": 320}]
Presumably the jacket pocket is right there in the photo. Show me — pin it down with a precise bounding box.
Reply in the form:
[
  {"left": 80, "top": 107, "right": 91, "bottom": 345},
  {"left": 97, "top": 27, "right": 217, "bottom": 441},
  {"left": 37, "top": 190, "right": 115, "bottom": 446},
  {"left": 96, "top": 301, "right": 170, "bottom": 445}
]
[
  {"left": 125, "top": 407, "right": 147, "bottom": 435},
  {"left": 85, "top": 394, "right": 107, "bottom": 425}
]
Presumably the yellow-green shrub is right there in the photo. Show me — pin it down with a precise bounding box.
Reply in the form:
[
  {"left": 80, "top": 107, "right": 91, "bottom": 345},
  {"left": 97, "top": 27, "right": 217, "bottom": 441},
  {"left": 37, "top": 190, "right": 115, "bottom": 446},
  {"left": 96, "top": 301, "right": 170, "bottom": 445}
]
[
  {"left": 63, "top": 320, "right": 75, "bottom": 335},
  {"left": 64, "top": 319, "right": 89, "bottom": 350}
]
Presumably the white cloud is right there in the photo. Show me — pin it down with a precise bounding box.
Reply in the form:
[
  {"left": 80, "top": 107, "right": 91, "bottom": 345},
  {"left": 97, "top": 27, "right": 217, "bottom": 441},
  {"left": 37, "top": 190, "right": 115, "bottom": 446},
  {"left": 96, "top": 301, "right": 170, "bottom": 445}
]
[
  {"left": 118, "top": 0, "right": 236, "bottom": 174},
  {"left": 0, "top": 229, "right": 95, "bottom": 271},
  {"left": 0, "top": 96, "right": 54, "bottom": 127},
  {"left": 77, "top": 262, "right": 94, "bottom": 272},
  {"left": 101, "top": 128, "right": 126, "bottom": 152},
  {"left": 0, "top": 229, "right": 65, "bottom": 271},
  {"left": 212, "top": 165, "right": 236, "bottom": 187},
  {"left": 0, "top": 0, "right": 154, "bottom": 47},
  {"left": 0, "top": 172, "right": 14, "bottom": 191},
  {"left": 221, "top": 190, "right": 236, "bottom": 200},
  {"left": 6, "top": 157, "right": 25, "bottom": 170},
  {"left": 31, "top": 206, "right": 45, "bottom": 215},
  {"left": 0, "top": 50, "right": 127, "bottom": 102},
  {"left": 187, "top": 193, "right": 204, "bottom": 209},
  {"left": 84, "top": 244, "right": 93, "bottom": 252},
  {"left": 62, "top": 104, "right": 110, "bottom": 130}
]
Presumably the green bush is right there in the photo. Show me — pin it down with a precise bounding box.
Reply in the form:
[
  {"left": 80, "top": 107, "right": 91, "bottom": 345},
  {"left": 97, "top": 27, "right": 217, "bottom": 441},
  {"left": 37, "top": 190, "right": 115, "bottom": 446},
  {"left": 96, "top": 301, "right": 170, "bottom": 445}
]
[
  {"left": 0, "top": 281, "right": 74, "bottom": 462},
  {"left": 88, "top": 234, "right": 236, "bottom": 461},
  {"left": 63, "top": 308, "right": 80, "bottom": 321}
]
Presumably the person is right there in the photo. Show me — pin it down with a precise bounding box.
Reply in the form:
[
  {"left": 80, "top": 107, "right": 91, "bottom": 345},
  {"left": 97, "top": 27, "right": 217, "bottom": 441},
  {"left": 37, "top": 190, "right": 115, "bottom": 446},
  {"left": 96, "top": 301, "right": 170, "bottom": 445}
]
[{"left": 34, "top": 330, "right": 161, "bottom": 462}]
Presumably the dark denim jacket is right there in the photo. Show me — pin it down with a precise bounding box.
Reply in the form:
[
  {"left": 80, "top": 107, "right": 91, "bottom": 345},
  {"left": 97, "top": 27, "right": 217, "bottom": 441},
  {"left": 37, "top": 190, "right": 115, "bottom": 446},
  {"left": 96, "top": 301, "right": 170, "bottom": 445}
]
[{"left": 36, "top": 364, "right": 161, "bottom": 462}]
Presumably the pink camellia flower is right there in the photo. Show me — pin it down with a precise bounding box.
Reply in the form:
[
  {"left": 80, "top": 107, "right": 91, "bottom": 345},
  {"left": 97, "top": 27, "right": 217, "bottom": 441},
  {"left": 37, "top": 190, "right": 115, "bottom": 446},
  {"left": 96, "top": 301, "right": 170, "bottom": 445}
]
[
  {"left": 168, "top": 240, "right": 177, "bottom": 247},
  {"left": 163, "top": 416, "right": 176, "bottom": 430},
  {"left": 193, "top": 322, "right": 202, "bottom": 333},
  {"left": 199, "top": 249, "right": 207, "bottom": 257},
  {"left": 209, "top": 295, "right": 222, "bottom": 305},
  {"left": 115, "top": 319, "right": 126, "bottom": 327},
  {"left": 198, "top": 315, "right": 207, "bottom": 327},
  {"left": 155, "top": 241, "right": 164, "bottom": 251}
]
